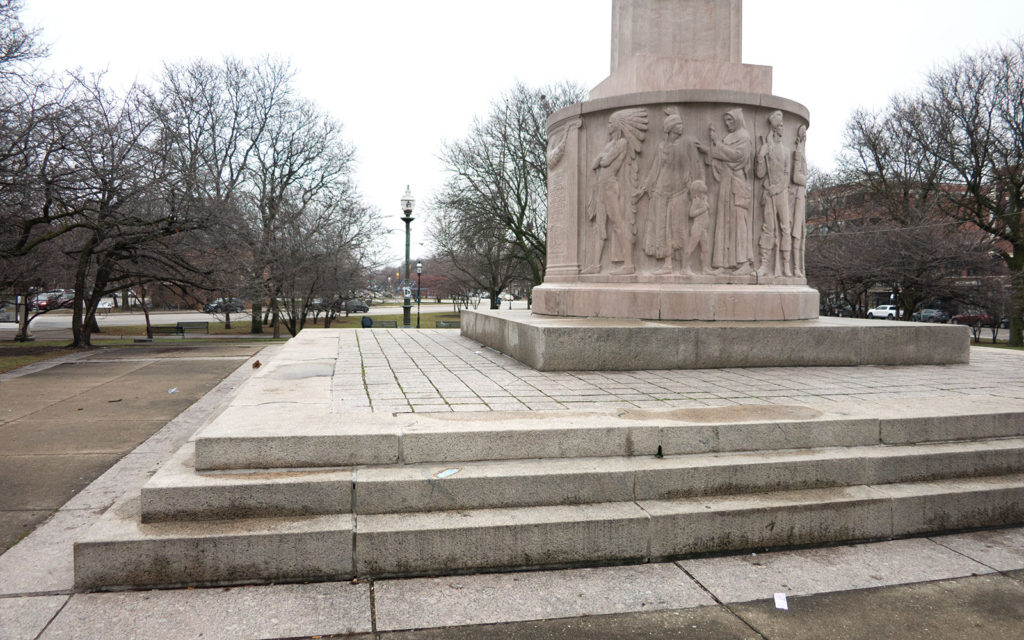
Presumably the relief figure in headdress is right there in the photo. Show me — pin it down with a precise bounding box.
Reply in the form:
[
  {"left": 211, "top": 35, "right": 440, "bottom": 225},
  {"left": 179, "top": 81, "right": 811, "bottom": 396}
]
[
  {"left": 633, "top": 107, "right": 704, "bottom": 274},
  {"left": 584, "top": 108, "right": 648, "bottom": 275}
]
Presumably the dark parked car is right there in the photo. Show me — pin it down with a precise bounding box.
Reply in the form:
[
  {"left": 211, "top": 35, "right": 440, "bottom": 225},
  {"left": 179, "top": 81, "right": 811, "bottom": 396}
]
[
  {"left": 911, "top": 308, "right": 949, "bottom": 323},
  {"left": 203, "top": 298, "right": 245, "bottom": 313},
  {"left": 951, "top": 312, "right": 996, "bottom": 327},
  {"left": 345, "top": 300, "right": 369, "bottom": 313}
]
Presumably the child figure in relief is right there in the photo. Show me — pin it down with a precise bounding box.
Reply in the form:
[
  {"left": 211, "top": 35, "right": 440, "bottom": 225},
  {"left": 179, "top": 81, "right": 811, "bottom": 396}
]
[{"left": 683, "top": 179, "right": 712, "bottom": 275}]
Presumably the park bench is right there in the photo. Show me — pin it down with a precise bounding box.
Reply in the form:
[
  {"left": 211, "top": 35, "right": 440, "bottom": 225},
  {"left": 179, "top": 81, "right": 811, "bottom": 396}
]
[
  {"left": 435, "top": 320, "right": 460, "bottom": 328},
  {"left": 374, "top": 320, "right": 398, "bottom": 328},
  {"left": 177, "top": 321, "right": 209, "bottom": 334},
  {"left": 150, "top": 325, "right": 184, "bottom": 337}
]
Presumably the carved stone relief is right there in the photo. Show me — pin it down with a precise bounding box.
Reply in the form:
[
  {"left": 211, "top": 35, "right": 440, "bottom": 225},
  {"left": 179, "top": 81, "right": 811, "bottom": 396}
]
[
  {"left": 546, "top": 119, "right": 582, "bottom": 266},
  {"left": 566, "top": 101, "right": 808, "bottom": 283},
  {"left": 684, "top": 179, "right": 712, "bottom": 274},
  {"left": 755, "top": 110, "right": 793, "bottom": 277},
  {"left": 698, "top": 108, "right": 754, "bottom": 275},
  {"left": 583, "top": 108, "right": 648, "bottom": 275},
  {"left": 632, "top": 107, "right": 704, "bottom": 275},
  {"left": 791, "top": 124, "right": 808, "bottom": 278}
]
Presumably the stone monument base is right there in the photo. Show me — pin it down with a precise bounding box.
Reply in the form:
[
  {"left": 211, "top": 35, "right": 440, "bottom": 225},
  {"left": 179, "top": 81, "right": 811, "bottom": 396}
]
[
  {"left": 460, "top": 309, "right": 970, "bottom": 371},
  {"left": 532, "top": 282, "right": 819, "bottom": 321}
]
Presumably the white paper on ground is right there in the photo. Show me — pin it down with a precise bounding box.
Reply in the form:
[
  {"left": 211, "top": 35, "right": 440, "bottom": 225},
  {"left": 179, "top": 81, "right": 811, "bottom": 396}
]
[{"left": 774, "top": 593, "right": 788, "bottom": 610}]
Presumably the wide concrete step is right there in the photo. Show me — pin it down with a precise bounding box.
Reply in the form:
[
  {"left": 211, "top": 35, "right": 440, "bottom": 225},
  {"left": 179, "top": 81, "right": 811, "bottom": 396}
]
[
  {"left": 77, "top": 475, "right": 1024, "bottom": 589},
  {"left": 355, "top": 474, "right": 1024, "bottom": 577},
  {"left": 141, "top": 438, "right": 1024, "bottom": 522},
  {"left": 193, "top": 401, "right": 1024, "bottom": 470},
  {"left": 74, "top": 494, "right": 354, "bottom": 591}
]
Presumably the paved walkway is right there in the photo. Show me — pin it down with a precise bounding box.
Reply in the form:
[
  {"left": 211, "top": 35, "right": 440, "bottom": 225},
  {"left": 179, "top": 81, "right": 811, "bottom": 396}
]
[
  {"left": 342, "top": 329, "right": 1024, "bottom": 414},
  {"left": 1, "top": 331, "right": 1023, "bottom": 639}
]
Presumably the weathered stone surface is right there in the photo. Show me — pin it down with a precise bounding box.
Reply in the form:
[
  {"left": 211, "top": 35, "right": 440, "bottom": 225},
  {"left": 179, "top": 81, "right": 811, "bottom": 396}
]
[
  {"left": 462, "top": 310, "right": 970, "bottom": 371},
  {"left": 355, "top": 503, "right": 649, "bottom": 576},
  {"left": 142, "top": 443, "right": 353, "bottom": 521},
  {"left": 642, "top": 486, "right": 893, "bottom": 558},
  {"left": 74, "top": 495, "right": 354, "bottom": 590}
]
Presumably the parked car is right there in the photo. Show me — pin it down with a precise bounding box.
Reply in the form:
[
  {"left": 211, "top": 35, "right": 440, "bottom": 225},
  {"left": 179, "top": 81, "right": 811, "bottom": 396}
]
[
  {"left": 951, "top": 312, "right": 996, "bottom": 327},
  {"left": 866, "top": 305, "right": 901, "bottom": 319},
  {"left": 345, "top": 300, "right": 369, "bottom": 313},
  {"left": 203, "top": 298, "right": 245, "bottom": 313},
  {"left": 911, "top": 308, "right": 949, "bottom": 323},
  {"left": 33, "top": 290, "right": 74, "bottom": 311}
]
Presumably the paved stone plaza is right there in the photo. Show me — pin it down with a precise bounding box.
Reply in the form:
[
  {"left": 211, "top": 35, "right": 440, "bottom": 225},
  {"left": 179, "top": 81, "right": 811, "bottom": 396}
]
[
  {"left": 4, "top": 337, "right": 1024, "bottom": 638},
  {"left": 339, "top": 329, "right": 1024, "bottom": 414}
]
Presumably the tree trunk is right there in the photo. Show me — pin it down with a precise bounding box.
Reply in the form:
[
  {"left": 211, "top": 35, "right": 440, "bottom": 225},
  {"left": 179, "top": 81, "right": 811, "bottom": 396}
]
[
  {"left": 1009, "top": 258, "right": 1024, "bottom": 347},
  {"left": 69, "top": 241, "right": 95, "bottom": 348}
]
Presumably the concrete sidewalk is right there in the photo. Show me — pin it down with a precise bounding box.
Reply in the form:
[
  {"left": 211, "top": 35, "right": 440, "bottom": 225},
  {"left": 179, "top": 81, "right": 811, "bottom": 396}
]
[{"left": 1, "top": 334, "right": 1023, "bottom": 639}]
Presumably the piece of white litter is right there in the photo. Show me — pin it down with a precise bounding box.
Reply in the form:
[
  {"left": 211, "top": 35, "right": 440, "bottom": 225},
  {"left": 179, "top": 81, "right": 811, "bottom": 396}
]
[
  {"left": 436, "top": 468, "right": 459, "bottom": 479},
  {"left": 168, "top": 387, "right": 178, "bottom": 394},
  {"left": 774, "top": 593, "right": 788, "bottom": 610},
  {"left": 474, "top": 350, "right": 483, "bottom": 355}
]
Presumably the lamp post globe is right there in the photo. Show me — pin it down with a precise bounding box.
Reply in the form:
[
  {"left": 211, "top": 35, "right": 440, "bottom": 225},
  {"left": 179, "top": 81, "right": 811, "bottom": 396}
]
[{"left": 400, "top": 186, "right": 415, "bottom": 328}]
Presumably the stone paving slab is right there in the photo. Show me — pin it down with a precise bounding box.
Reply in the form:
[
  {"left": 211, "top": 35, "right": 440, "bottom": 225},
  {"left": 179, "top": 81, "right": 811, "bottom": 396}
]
[
  {"left": 373, "top": 563, "right": 715, "bottom": 631},
  {"left": 320, "top": 329, "right": 1024, "bottom": 414},
  {"left": 369, "top": 606, "right": 763, "bottom": 639},
  {"left": 36, "top": 582, "right": 371, "bottom": 640},
  {"left": 0, "top": 594, "right": 68, "bottom": 640},
  {"left": 679, "top": 537, "right": 995, "bottom": 603},
  {"left": 729, "top": 573, "right": 1024, "bottom": 640},
  {"left": 931, "top": 527, "right": 1024, "bottom": 572}
]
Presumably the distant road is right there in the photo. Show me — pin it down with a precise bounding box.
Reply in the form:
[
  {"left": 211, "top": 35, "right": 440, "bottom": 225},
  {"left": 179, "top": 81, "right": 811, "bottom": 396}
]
[{"left": 3, "top": 300, "right": 527, "bottom": 332}]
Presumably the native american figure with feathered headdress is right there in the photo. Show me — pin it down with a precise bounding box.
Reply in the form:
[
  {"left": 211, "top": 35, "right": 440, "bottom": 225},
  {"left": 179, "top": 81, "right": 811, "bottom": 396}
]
[
  {"left": 633, "top": 106, "right": 704, "bottom": 274},
  {"left": 582, "top": 108, "right": 648, "bottom": 275}
]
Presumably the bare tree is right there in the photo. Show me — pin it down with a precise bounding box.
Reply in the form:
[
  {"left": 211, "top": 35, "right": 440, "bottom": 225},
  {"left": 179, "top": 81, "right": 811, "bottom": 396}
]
[
  {"left": 844, "top": 38, "right": 1024, "bottom": 343},
  {"left": 5, "top": 73, "right": 215, "bottom": 346},
  {"left": 150, "top": 58, "right": 384, "bottom": 336},
  {"left": 0, "top": 0, "right": 46, "bottom": 79},
  {"left": 432, "top": 81, "right": 586, "bottom": 291},
  {"left": 429, "top": 203, "right": 527, "bottom": 309}
]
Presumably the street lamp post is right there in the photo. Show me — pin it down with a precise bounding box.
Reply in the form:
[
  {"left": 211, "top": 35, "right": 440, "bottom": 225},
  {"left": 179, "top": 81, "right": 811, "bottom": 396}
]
[
  {"left": 416, "top": 261, "right": 422, "bottom": 328},
  {"left": 400, "top": 186, "right": 415, "bottom": 329}
]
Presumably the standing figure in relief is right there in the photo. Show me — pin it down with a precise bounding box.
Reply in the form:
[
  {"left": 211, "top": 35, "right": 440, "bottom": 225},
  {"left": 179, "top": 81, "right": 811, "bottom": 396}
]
[
  {"left": 633, "top": 107, "right": 704, "bottom": 274},
  {"left": 698, "top": 108, "right": 754, "bottom": 274},
  {"left": 584, "top": 108, "right": 648, "bottom": 275},
  {"left": 755, "top": 110, "right": 793, "bottom": 277},
  {"left": 684, "top": 179, "right": 712, "bottom": 274},
  {"left": 791, "top": 124, "right": 808, "bottom": 278}
]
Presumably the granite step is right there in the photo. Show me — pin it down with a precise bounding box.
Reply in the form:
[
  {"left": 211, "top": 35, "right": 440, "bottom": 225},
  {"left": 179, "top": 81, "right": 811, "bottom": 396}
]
[
  {"left": 78, "top": 473, "right": 1024, "bottom": 589},
  {"left": 140, "top": 438, "right": 1024, "bottom": 522},
  {"left": 74, "top": 494, "right": 354, "bottom": 591},
  {"left": 192, "top": 402, "right": 1024, "bottom": 470},
  {"left": 352, "top": 474, "right": 1024, "bottom": 577}
]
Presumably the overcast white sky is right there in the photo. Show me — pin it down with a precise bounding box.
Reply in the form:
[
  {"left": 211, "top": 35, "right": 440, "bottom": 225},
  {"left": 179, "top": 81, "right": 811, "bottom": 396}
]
[{"left": 19, "top": 0, "right": 1024, "bottom": 262}]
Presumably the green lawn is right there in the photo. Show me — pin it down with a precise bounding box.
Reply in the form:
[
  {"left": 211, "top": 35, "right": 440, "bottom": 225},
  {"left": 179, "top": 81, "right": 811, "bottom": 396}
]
[
  {"left": 303, "top": 311, "right": 462, "bottom": 329},
  {"left": 2, "top": 311, "right": 463, "bottom": 373},
  {"left": 0, "top": 341, "right": 76, "bottom": 374}
]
